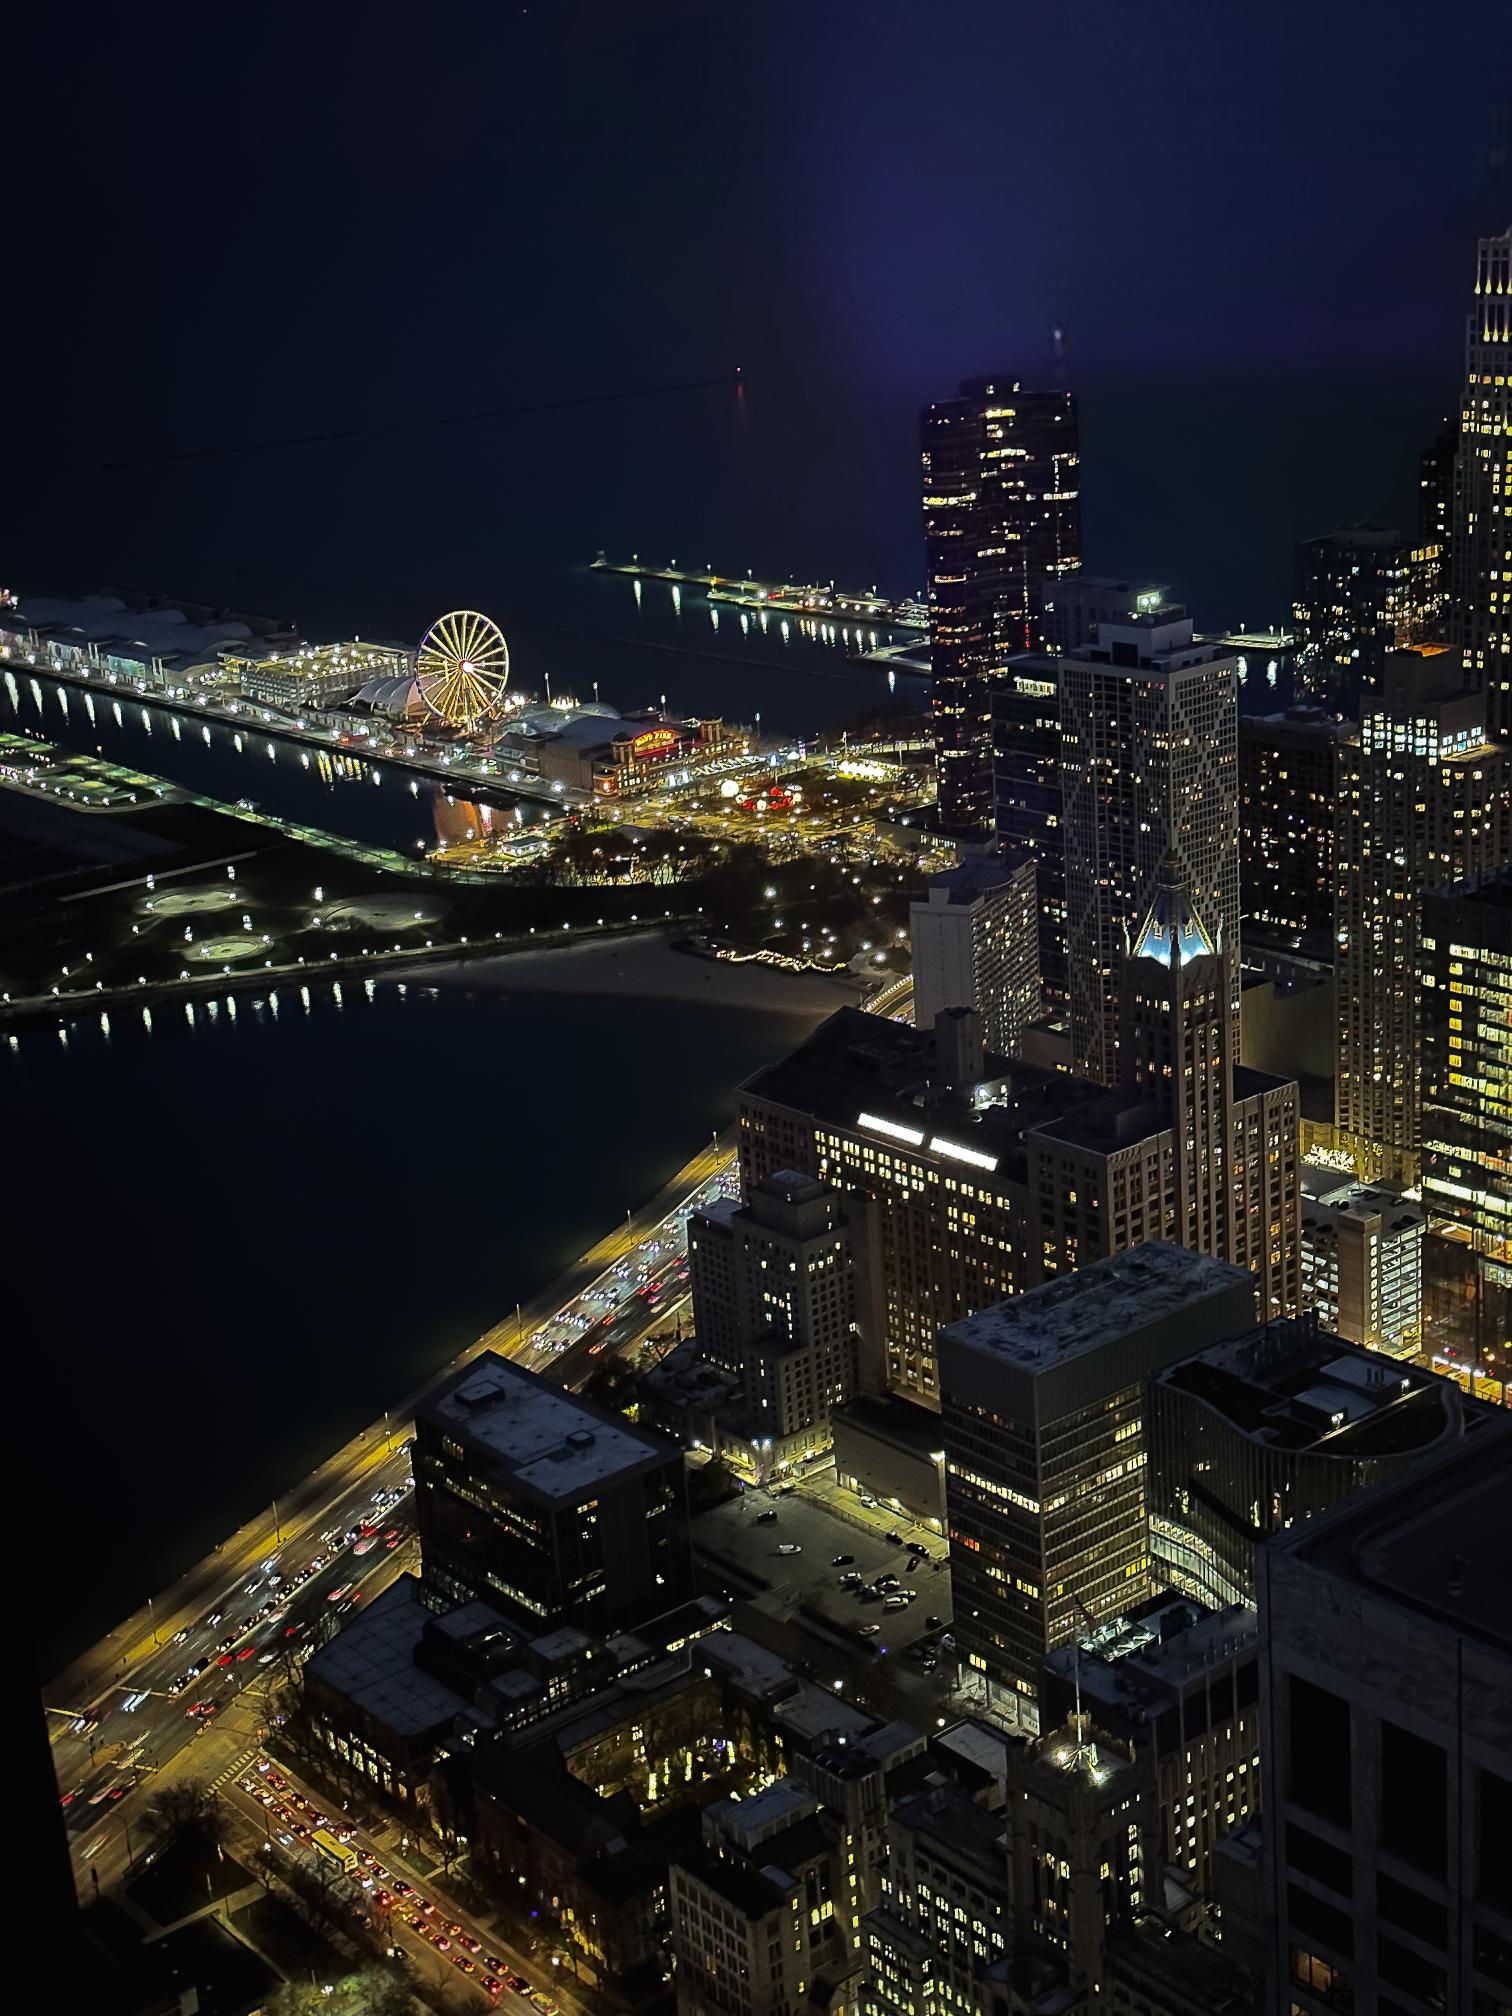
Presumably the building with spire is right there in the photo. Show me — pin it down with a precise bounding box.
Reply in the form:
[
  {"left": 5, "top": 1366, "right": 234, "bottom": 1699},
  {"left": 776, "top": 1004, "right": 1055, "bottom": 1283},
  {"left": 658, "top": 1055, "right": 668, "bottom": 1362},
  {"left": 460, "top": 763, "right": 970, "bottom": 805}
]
[
  {"left": 922, "top": 376, "right": 1081, "bottom": 833},
  {"left": 1058, "top": 612, "right": 1240, "bottom": 1086},
  {"left": 1450, "top": 227, "right": 1511, "bottom": 739}
]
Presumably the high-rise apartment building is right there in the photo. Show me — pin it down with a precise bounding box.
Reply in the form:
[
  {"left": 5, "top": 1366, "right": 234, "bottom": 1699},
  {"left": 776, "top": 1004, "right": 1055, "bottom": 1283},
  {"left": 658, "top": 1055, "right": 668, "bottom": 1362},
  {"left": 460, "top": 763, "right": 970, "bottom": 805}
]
[
  {"left": 938, "top": 1242, "right": 1256, "bottom": 1708},
  {"left": 414, "top": 1353, "right": 694, "bottom": 1630},
  {"left": 1059, "top": 613, "right": 1240, "bottom": 1085},
  {"left": 922, "top": 376, "right": 1080, "bottom": 831},
  {"left": 909, "top": 854, "right": 1040, "bottom": 1059},
  {"left": 1147, "top": 1314, "right": 1496, "bottom": 1611},
  {"left": 687, "top": 1169, "right": 877, "bottom": 1450},
  {"left": 1334, "top": 649, "right": 1510, "bottom": 1181},
  {"left": 1417, "top": 416, "right": 1458, "bottom": 634},
  {"left": 1238, "top": 707, "right": 1349, "bottom": 953},
  {"left": 1420, "top": 869, "right": 1512, "bottom": 1369},
  {"left": 1450, "top": 227, "right": 1511, "bottom": 738},
  {"left": 1256, "top": 1426, "right": 1512, "bottom": 2016},
  {"left": 992, "top": 654, "right": 1069, "bottom": 1005},
  {"left": 1293, "top": 523, "right": 1414, "bottom": 703}
]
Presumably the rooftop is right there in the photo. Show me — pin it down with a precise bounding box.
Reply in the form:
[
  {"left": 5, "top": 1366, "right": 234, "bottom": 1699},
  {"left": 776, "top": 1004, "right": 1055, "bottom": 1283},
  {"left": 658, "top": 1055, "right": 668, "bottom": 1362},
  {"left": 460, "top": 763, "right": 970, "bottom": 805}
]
[
  {"left": 1278, "top": 1425, "right": 1512, "bottom": 1652},
  {"left": 1156, "top": 1315, "right": 1484, "bottom": 1460},
  {"left": 420, "top": 1351, "right": 678, "bottom": 1502},
  {"left": 306, "top": 1576, "right": 484, "bottom": 1739},
  {"left": 942, "top": 1244, "right": 1252, "bottom": 1373},
  {"left": 917, "top": 854, "right": 1030, "bottom": 907}
]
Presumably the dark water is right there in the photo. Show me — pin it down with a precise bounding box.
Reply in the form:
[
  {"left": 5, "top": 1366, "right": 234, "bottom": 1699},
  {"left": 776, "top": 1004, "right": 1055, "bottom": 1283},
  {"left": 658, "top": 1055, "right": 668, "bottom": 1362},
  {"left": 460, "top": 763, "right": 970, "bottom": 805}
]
[{"left": 12, "top": 981, "right": 818, "bottom": 1676}]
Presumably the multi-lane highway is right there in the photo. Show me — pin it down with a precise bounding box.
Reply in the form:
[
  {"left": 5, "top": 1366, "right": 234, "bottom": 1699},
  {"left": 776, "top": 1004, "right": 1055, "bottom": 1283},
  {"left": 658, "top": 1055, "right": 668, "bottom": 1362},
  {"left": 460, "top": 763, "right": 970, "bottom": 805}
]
[{"left": 48, "top": 1139, "right": 733, "bottom": 1900}]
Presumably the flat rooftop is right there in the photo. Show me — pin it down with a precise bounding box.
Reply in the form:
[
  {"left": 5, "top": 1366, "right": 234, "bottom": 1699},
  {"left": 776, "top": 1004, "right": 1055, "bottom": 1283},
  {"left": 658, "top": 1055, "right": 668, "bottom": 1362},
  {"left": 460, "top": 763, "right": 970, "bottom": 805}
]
[
  {"left": 307, "top": 1575, "right": 484, "bottom": 1739},
  {"left": 1284, "top": 1426, "right": 1512, "bottom": 1652},
  {"left": 942, "top": 1244, "right": 1251, "bottom": 1372},
  {"left": 740, "top": 1005, "right": 1107, "bottom": 1183},
  {"left": 420, "top": 1350, "right": 677, "bottom": 1502}
]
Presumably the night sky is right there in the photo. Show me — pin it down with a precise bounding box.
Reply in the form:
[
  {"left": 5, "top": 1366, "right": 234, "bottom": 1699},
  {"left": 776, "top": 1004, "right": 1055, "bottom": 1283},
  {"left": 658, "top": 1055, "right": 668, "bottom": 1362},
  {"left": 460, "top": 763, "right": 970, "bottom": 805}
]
[{"left": 10, "top": 1, "right": 1510, "bottom": 633}]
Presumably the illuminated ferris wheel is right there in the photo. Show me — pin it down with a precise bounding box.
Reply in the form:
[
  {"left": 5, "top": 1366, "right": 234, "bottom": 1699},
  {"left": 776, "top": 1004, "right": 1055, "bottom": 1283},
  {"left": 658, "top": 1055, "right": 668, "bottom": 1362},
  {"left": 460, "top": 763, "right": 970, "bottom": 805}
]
[{"left": 415, "top": 610, "right": 511, "bottom": 728}]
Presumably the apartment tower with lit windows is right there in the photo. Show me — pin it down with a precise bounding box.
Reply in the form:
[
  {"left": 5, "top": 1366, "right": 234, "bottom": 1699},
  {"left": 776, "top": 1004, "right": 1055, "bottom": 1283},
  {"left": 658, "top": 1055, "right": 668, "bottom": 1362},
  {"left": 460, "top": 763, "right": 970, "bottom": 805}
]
[
  {"left": 922, "top": 376, "right": 1080, "bottom": 832},
  {"left": 1333, "top": 650, "right": 1510, "bottom": 1182},
  {"left": 1450, "top": 226, "right": 1511, "bottom": 739}
]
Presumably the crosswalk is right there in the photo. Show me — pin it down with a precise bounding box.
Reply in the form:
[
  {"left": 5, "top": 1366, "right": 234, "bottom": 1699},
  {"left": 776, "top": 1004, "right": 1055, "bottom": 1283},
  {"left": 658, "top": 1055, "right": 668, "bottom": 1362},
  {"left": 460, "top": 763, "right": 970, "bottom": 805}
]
[{"left": 209, "top": 1745, "right": 259, "bottom": 1795}]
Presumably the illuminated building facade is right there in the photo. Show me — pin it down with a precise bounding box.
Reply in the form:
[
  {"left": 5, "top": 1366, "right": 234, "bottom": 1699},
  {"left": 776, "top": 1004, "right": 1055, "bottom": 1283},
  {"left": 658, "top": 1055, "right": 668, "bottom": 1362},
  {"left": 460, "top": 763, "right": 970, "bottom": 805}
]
[
  {"left": 991, "top": 655, "right": 1068, "bottom": 1005},
  {"left": 1029, "top": 874, "right": 1302, "bottom": 1322},
  {"left": 1256, "top": 1428, "right": 1512, "bottom": 2016},
  {"left": 413, "top": 1353, "right": 693, "bottom": 1631},
  {"left": 1450, "top": 228, "right": 1511, "bottom": 739},
  {"left": 1293, "top": 523, "right": 1414, "bottom": 703},
  {"left": 1419, "top": 870, "right": 1512, "bottom": 1356},
  {"left": 1333, "top": 651, "right": 1511, "bottom": 1182},
  {"left": 937, "top": 1243, "right": 1257, "bottom": 1706},
  {"left": 1041, "top": 577, "right": 1172, "bottom": 656},
  {"left": 1004, "top": 1714, "right": 1161, "bottom": 2004},
  {"left": 669, "top": 1781, "right": 853, "bottom": 2016},
  {"left": 1146, "top": 1315, "right": 1498, "bottom": 1612},
  {"left": 1059, "top": 614, "right": 1240, "bottom": 1085},
  {"left": 922, "top": 377, "right": 1080, "bottom": 832},
  {"left": 687, "top": 1169, "right": 877, "bottom": 1453},
  {"left": 909, "top": 854, "right": 1040, "bottom": 1060},
  {"left": 1041, "top": 1598, "right": 1261, "bottom": 1905},
  {"left": 222, "top": 638, "right": 409, "bottom": 709},
  {"left": 1299, "top": 1169, "right": 1424, "bottom": 1359},
  {"left": 1238, "top": 707, "right": 1349, "bottom": 953}
]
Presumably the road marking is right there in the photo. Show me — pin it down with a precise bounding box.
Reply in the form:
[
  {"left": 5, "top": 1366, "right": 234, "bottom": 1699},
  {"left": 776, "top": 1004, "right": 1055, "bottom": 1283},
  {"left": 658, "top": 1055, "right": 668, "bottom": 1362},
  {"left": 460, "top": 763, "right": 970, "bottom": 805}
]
[{"left": 210, "top": 1745, "right": 260, "bottom": 1795}]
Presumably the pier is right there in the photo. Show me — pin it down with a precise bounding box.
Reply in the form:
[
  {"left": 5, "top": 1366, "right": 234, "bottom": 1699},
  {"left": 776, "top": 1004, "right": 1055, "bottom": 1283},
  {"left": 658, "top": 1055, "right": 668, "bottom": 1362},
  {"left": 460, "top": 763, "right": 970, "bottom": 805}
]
[{"left": 592, "top": 551, "right": 928, "bottom": 632}]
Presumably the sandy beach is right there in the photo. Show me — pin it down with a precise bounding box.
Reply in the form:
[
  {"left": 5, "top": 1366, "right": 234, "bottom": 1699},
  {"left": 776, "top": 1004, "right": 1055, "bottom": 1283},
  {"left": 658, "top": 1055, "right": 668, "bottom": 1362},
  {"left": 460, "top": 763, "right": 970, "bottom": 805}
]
[{"left": 407, "top": 926, "right": 875, "bottom": 1018}]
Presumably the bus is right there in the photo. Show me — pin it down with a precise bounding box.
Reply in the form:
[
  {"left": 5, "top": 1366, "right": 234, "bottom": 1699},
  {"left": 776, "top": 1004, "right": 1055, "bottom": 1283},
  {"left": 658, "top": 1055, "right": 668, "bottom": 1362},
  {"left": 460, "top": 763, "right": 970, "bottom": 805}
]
[{"left": 312, "top": 1828, "right": 358, "bottom": 1875}]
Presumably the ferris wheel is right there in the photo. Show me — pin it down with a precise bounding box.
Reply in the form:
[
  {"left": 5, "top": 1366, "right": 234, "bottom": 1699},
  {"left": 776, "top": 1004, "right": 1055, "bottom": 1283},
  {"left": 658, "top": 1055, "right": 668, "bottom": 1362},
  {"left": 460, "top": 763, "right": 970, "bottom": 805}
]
[{"left": 415, "top": 610, "right": 511, "bottom": 728}]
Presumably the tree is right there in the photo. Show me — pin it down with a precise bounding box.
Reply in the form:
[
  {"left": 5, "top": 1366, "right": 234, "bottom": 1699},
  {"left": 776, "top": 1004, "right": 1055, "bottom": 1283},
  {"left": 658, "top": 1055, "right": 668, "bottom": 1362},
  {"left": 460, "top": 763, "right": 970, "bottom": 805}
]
[{"left": 145, "top": 1778, "right": 225, "bottom": 1851}]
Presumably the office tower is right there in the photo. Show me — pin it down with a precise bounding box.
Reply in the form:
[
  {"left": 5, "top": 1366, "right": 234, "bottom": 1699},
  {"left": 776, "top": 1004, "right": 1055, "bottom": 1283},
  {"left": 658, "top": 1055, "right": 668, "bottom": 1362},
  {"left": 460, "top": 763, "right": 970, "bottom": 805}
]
[
  {"left": 1041, "top": 1597, "right": 1261, "bottom": 1905},
  {"left": 1059, "top": 612, "right": 1240, "bottom": 1085},
  {"left": 1450, "top": 227, "right": 1511, "bottom": 738},
  {"left": 909, "top": 854, "right": 1040, "bottom": 1057},
  {"left": 1334, "top": 650, "right": 1511, "bottom": 1182},
  {"left": 413, "top": 1352, "right": 693, "bottom": 1629},
  {"left": 922, "top": 376, "right": 1081, "bottom": 831},
  {"left": 937, "top": 1242, "right": 1256, "bottom": 1709},
  {"left": 1420, "top": 869, "right": 1512, "bottom": 1376},
  {"left": 669, "top": 1780, "right": 853, "bottom": 2016},
  {"left": 687, "top": 1169, "right": 876, "bottom": 1449},
  {"left": 1238, "top": 707, "right": 1349, "bottom": 953},
  {"left": 1146, "top": 1314, "right": 1498, "bottom": 1610},
  {"left": 1293, "top": 523, "right": 1413, "bottom": 703},
  {"left": 1256, "top": 1426, "right": 1512, "bottom": 2016},
  {"left": 1299, "top": 1168, "right": 1425, "bottom": 1358},
  {"left": 1041, "top": 576, "right": 1172, "bottom": 655},
  {"left": 992, "top": 654, "right": 1069, "bottom": 1004}
]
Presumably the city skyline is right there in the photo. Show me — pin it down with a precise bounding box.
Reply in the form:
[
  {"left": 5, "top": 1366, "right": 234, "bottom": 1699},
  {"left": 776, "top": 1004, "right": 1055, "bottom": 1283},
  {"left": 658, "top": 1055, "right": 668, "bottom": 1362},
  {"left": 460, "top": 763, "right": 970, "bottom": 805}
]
[{"left": 13, "top": 14, "right": 1511, "bottom": 2016}]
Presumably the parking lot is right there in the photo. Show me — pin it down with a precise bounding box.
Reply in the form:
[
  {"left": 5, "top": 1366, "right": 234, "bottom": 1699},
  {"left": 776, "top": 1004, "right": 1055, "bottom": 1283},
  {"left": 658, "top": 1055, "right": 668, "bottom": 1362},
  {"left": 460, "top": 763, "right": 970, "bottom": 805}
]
[{"left": 693, "top": 1484, "right": 955, "bottom": 1713}]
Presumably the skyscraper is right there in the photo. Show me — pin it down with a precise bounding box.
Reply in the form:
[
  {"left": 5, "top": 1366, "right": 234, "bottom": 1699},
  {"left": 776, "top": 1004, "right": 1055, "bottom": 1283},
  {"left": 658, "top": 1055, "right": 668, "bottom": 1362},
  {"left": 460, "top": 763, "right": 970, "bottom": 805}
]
[
  {"left": 1417, "top": 415, "right": 1458, "bottom": 631},
  {"left": 908, "top": 853, "right": 1040, "bottom": 1059},
  {"left": 1450, "top": 227, "right": 1511, "bottom": 739},
  {"left": 922, "top": 376, "right": 1080, "bottom": 832},
  {"left": 1059, "top": 611, "right": 1240, "bottom": 1085},
  {"left": 938, "top": 1241, "right": 1256, "bottom": 1707},
  {"left": 1293, "top": 523, "right": 1417, "bottom": 703},
  {"left": 1256, "top": 1426, "right": 1512, "bottom": 2016},
  {"left": 1333, "top": 650, "right": 1510, "bottom": 1181},
  {"left": 1238, "top": 706, "right": 1348, "bottom": 954},
  {"left": 992, "top": 653, "right": 1069, "bottom": 1004},
  {"left": 1419, "top": 868, "right": 1512, "bottom": 1374}
]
